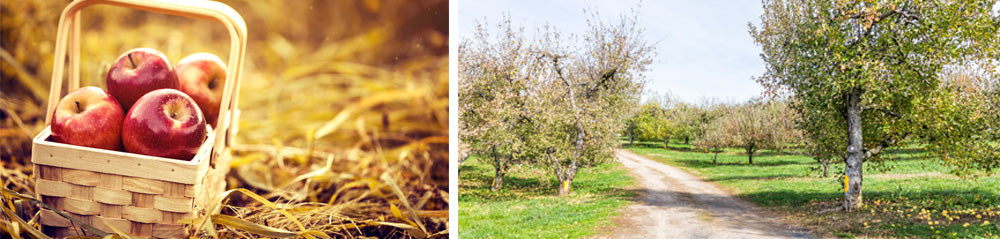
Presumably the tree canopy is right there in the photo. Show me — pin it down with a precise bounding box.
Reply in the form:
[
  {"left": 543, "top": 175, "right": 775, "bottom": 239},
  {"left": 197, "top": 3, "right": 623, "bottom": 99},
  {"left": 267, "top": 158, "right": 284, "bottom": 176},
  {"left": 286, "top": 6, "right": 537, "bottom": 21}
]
[
  {"left": 459, "top": 7, "right": 654, "bottom": 195},
  {"left": 751, "top": 0, "right": 1000, "bottom": 210}
]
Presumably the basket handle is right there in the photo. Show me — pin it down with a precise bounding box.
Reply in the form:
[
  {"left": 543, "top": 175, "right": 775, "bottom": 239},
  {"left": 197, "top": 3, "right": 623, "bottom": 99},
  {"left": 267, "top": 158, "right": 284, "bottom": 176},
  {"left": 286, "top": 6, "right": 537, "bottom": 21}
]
[{"left": 45, "top": 0, "right": 246, "bottom": 164}]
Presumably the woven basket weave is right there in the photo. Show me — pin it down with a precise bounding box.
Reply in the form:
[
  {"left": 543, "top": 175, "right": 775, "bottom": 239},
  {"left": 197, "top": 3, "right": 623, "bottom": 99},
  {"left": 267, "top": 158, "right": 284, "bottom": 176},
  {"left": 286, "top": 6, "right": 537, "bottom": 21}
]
[
  {"left": 32, "top": 127, "right": 222, "bottom": 238},
  {"left": 31, "top": 0, "right": 246, "bottom": 237}
]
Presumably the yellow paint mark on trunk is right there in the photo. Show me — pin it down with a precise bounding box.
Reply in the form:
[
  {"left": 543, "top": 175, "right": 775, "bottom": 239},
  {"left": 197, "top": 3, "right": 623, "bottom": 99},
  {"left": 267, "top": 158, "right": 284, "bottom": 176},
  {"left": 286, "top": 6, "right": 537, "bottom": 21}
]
[{"left": 843, "top": 175, "right": 849, "bottom": 192}]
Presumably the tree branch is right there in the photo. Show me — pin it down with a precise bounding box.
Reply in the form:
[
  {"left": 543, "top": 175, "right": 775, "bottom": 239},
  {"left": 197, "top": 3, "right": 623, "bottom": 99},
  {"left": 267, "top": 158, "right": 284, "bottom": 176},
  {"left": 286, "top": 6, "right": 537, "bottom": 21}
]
[
  {"left": 863, "top": 106, "right": 903, "bottom": 118},
  {"left": 863, "top": 132, "right": 909, "bottom": 159}
]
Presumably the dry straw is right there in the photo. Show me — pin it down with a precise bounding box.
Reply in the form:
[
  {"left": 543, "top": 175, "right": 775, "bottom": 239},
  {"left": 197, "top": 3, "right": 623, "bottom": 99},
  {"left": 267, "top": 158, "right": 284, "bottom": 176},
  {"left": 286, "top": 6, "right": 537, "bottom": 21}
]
[{"left": 1, "top": 0, "right": 449, "bottom": 238}]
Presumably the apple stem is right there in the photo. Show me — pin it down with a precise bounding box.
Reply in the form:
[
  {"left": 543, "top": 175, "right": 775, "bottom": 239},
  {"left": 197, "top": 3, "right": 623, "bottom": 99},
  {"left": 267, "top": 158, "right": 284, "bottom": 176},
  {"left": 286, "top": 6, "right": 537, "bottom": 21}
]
[
  {"left": 75, "top": 100, "right": 82, "bottom": 113},
  {"left": 128, "top": 53, "right": 137, "bottom": 68}
]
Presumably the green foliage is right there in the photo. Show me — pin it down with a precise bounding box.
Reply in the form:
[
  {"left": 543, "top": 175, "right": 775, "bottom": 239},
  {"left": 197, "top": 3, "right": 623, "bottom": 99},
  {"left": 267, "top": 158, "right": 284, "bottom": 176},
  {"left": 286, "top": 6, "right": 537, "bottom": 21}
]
[
  {"left": 670, "top": 101, "right": 722, "bottom": 144},
  {"left": 458, "top": 157, "right": 637, "bottom": 238},
  {"left": 918, "top": 70, "right": 1000, "bottom": 175},
  {"left": 632, "top": 103, "right": 673, "bottom": 141},
  {"left": 631, "top": 93, "right": 678, "bottom": 142},
  {"left": 751, "top": 0, "right": 1000, "bottom": 208},
  {"left": 752, "top": 0, "right": 1000, "bottom": 167}
]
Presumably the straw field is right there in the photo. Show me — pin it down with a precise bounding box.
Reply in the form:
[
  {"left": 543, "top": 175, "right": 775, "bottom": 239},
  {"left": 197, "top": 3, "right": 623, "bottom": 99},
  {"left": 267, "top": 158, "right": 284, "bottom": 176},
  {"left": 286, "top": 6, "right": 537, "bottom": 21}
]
[{"left": 1, "top": 0, "right": 448, "bottom": 238}]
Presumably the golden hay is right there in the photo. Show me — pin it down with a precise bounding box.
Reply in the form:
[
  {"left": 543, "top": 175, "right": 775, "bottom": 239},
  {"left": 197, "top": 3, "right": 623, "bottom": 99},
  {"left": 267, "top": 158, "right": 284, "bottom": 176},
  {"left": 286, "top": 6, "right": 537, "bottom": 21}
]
[{"left": 1, "top": 0, "right": 448, "bottom": 238}]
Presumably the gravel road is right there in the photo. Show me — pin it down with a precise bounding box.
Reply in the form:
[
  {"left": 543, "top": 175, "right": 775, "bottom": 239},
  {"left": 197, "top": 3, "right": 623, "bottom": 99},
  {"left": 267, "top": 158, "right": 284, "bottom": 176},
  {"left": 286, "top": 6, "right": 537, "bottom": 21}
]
[{"left": 593, "top": 150, "right": 815, "bottom": 239}]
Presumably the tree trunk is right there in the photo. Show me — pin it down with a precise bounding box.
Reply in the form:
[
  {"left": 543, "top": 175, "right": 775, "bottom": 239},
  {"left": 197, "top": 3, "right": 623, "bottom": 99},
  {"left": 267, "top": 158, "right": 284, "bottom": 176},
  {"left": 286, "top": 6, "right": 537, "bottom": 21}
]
[
  {"left": 684, "top": 136, "right": 689, "bottom": 144},
  {"left": 822, "top": 162, "right": 830, "bottom": 177},
  {"left": 746, "top": 143, "right": 755, "bottom": 165},
  {"left": 459, "top": 154, "right": 470, "bottom": 165},
  {"left": 556, "top": 123, "right": 585, "bottom": 196},
  {"left": 490, "top": 147, "right": 506, "bottom": 191},
  {"left": 492, "top": 166, "right": 505, "bottom": 191},
  {"left": 556, "top": 160, "right": 579, "bottom": 196},
  {"left": 663, "top": 137, "right": 669, "bottom": 149},
  {"left": 628, "top": 122, "right": 634, "bottom": 146},
  {"left": 552, "top": 57, "right": 583, "bottom": 197},
  {"left": 713, "top": 150, "right": 719, "bottom": 164},
  {"left": 843, "top": 88, "right": 865, "bottom": 211}
]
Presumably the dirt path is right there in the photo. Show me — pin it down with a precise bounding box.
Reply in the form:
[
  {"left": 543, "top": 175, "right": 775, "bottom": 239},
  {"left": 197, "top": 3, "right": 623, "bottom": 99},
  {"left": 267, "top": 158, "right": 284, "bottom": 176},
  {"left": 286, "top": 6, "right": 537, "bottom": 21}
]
[{"left": 594, "top": 150, "right": 815, "bottom": 239}]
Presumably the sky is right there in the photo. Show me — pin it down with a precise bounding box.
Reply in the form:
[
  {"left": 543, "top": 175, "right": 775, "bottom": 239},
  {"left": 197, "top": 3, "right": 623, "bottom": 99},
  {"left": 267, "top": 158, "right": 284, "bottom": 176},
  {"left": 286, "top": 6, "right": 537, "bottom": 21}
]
[{"left": 456, "top": 0, "right": 768, "bottom": 104}]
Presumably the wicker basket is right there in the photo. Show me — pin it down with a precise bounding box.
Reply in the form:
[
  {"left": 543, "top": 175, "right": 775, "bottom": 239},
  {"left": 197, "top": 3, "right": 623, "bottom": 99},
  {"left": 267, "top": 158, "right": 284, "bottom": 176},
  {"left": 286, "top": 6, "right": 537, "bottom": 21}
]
[{"left": 30, "top": 0, "right": 247, "bottom": 237}]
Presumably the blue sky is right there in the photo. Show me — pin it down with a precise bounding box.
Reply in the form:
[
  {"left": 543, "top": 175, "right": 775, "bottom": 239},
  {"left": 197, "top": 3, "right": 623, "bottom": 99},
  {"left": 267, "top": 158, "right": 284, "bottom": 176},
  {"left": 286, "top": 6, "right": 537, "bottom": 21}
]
[{"left": 457, "top": 0, "right": 767, "bottom": 104}]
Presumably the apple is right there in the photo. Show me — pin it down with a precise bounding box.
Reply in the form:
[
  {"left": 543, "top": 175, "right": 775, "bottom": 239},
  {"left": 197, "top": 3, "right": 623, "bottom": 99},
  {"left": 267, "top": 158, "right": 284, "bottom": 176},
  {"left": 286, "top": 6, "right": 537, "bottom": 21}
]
[
  {"left": 122, "top": 89, "right": 207, "bottom": 161},
  {"left": 176, "top": 53, "right": 227, "bottom": 127},
  {"left": 106, "top": 48, "right": 179, "bottom": 111},
  {"left": 50, "top": 86, "right": 126, "bottom": 151}
]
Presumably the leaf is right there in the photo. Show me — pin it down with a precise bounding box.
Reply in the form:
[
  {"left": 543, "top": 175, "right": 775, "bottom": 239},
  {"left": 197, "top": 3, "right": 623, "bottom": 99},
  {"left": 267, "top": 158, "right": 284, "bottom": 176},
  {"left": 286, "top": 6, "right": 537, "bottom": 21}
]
[
  {"left": 390, "top": 204, "right": 405, "bottom": 222},
  {"left": 367, "top": 221, "right": 428, "bottom": 238},
  {"left": 389, "top": 203, "right": 422, "bottom": 229},
  {"left": 380, "top": 173, "right": 428, "bottom": 235},
  {"left": 0, "top": 197, "right": 48, "bottom": 239},
  {"left": 211, "top": 214, "right": 298, "bottom": 238},
  {"left": 1, "top": 187, "right": 104, "bottom": 238},
  {"left": 222, "top": 188, "right": 309, "bottom": 232},
  {"left": 102, "top": 220, "right": 132, "bottom": 239}
]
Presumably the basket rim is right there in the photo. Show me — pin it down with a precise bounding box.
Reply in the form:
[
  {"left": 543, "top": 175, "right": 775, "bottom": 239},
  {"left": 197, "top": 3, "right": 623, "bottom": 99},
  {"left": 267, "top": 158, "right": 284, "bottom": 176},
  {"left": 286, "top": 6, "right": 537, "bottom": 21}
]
[{"left": 31, "top": 126, "right": 216, "bottom": 184}]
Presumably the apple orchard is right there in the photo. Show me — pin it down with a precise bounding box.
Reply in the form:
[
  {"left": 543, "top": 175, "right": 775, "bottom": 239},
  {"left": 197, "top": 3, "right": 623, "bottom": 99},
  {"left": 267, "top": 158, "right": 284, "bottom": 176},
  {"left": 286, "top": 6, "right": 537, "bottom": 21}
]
[
  {"left": 458, "top": 9, "right": 655, "bottom": 195},
  {"left": 460, "top": 0, "right": 1000, "bottom": 209}
]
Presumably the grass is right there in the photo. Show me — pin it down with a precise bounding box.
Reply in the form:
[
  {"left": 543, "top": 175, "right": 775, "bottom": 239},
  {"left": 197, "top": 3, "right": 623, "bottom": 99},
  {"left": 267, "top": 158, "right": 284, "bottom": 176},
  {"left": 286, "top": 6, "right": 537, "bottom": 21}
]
[
  {"left": 458, "top": 157, "right": 637, "bottom": 238},
  {"left": 626, "top": 140, "right": 1000, "bottom": 238}
]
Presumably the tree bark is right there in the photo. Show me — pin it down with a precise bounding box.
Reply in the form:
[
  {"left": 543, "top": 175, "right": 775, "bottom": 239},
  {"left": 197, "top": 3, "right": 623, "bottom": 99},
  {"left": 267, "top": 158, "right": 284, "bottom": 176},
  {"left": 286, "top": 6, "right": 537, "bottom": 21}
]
[
  {"left": 547, "top": 52, "right": 584, "bottom": 197},
  {"left": 663, "top": 137, "right": 669, "bottom": 149},
  {"left": 843, "top": 87, "right": 865, "bottom": 211},
  {"left": 459, "top": 154, "right": 470, "bottom": 165},
  {"left": 822, "top": 162, "right": 830, "bottom": 177},
  {"left": 746, "top": 143, "right": 755, "bottom": 165},
  {"left": 490, "top": 147, "right": 507, "bottom": 191},
  {"left": 492, "top": 164, "right": 505, "bottom": 191},
  {"left": 628, "top": 121, "right": 634, "bottom": 146},
  {"left": 713, "top": 150, "right": 719, "bottom": 164},
  {"left": 556, "top": 122, "right": 585, "bottom": 196},
  {"left": 556, "top": 160, "right": 578, "bottom": 196}
]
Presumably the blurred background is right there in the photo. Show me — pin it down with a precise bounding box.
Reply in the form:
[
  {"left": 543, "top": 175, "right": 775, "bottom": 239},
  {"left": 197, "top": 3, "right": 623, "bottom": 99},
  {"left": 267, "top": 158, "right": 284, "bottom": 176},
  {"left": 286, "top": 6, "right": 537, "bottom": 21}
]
[{"left": 1, "top": 0, "right": 448, "bottom": 237}]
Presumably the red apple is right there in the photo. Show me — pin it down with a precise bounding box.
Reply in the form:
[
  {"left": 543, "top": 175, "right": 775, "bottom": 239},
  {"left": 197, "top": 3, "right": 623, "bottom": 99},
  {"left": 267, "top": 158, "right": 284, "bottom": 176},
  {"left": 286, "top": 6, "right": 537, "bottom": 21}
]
[
  {"left": 106, "top": 48, "right": 179, "bottom": 111},
  {"left": 50, "top": 86, "right": 125, "bottom": 151},
  {"left": 122, "top": 89, "right": 207, "bottom": 161},
  {"left": 176, "top": 53, "right": 227, "bottom": 127}
]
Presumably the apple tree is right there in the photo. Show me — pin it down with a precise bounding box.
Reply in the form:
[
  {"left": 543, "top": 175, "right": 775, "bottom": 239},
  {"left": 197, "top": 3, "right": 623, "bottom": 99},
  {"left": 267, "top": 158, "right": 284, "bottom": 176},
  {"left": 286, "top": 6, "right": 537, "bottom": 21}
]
[
  {"left": 526, "top": 8, "right": 654, "bottom": 196},
  {"left": 459, "top": 7, "right": 654, "bottom": 196},
  {"left": 794, "top": 95, "right": 844, "bottom": 178},
  {"left": 750, "top": 0, "right": 1000, "bottom": 210},
  {"left": 458, "top": 16, "right": 533, "bottom": 191},
  {"left": 631, "top": 92, "right": 680, "bottom": 148},
  {"left": 691, "top": 101, "right": 733, "bottom": 164},
  {"left": 717, "top": 99, "right": 801, "bottom": 164},
  {"left": 670, "top": 102, "right": 709, "bottom": 145}
]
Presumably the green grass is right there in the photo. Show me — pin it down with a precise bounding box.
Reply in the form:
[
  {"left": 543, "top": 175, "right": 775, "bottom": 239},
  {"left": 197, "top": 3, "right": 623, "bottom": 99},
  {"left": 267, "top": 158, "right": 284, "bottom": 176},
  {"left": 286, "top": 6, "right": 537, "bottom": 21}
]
[
  {"left": 626, "top": 140, "right": 1000, "bottom": 238},
  {"left": 458, "top": 157, "right": 637, "bottom": 238}
]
